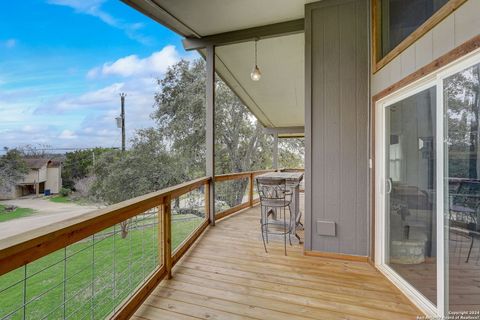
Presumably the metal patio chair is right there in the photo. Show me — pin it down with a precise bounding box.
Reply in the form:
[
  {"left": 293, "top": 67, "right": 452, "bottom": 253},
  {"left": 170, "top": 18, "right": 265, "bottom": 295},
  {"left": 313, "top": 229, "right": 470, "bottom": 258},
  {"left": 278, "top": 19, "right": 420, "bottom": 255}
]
[{"left": 256, "top": 177, "right": 295, "bottom": 255}]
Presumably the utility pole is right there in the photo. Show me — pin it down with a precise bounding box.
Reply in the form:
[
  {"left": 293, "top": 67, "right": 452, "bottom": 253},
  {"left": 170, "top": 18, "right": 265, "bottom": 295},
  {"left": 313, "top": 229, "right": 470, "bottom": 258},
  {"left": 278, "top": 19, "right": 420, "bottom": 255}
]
[
  {"left": 92, "top": 150, "right": 96, "bottom": 174},
  {"left": 119, "top": 93, "right": 126, "bottom": 151}
]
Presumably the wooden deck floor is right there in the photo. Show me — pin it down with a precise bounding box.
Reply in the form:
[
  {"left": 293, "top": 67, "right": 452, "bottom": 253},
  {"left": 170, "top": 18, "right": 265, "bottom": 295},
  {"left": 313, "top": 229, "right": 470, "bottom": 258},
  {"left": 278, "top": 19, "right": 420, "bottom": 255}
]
[{"left": 134, "top": 205, "right": 422, "bottom": 320}]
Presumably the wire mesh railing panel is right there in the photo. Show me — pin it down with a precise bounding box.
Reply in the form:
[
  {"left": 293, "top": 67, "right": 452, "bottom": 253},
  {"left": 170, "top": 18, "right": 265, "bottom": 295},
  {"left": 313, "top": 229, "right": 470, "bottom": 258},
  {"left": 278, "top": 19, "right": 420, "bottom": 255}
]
[
  {"left": 26, "top": 251, "right": 65, "bottom": 320},
  {"left": 0, "top": 208, "right": 160, "bottom": 320},
  {"left": 0, "top": 266, "right": 25, "bottom": 320},
  {"left": 64, "top": 236, "right": 94, "bottom": 320},
  {"left": 215, "top": 177, "right": 250, "bottom": 214},
  {"left": 171, "top": 186, "right": 206, "bottom": 251},
  {"left": 252, "top": 177, "right": 259, "bottom": 201}
]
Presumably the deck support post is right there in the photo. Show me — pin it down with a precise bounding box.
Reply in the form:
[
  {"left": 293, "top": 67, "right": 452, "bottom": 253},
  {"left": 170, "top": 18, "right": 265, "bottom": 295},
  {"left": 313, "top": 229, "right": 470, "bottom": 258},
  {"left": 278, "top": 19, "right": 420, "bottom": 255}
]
[
  {"left": 273, "top": 133, "right": 279, "bottom": 170},
  {"left": 249, "top": 173, "right": 254, "bottom": 207},
  {"left": 206, "top": 44, "right": 216, "bottom": 226},
  {"left": 162, "top": 195, "right": 172, "bottom": 279}
]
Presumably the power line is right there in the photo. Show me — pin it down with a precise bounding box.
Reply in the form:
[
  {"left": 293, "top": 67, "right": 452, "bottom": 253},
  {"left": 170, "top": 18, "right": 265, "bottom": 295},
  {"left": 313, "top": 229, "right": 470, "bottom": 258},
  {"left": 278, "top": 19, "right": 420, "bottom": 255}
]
[{"left": 0, "top": 147, "right": 119, "bottom": 154}]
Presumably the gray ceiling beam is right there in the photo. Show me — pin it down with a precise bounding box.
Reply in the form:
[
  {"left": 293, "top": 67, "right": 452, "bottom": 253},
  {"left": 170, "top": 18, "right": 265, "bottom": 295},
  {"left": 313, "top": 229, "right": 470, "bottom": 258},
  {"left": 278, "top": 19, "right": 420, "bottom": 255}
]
[
  {"left": 122, "top": 0, "right": 200, "bottom": 37},
  {"left": 183, "top": 19, "right": 304, "bottom": 51},
  {"left": 264, "top": 126, "right": 305, "bottom": 135}
]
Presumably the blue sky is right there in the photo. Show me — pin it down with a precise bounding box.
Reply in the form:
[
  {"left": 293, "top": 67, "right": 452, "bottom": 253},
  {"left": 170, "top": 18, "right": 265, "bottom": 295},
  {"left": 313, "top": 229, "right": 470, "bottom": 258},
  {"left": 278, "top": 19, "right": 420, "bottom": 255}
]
[{"left": 0, "top": 0, "right": 197, "bottom": 151}]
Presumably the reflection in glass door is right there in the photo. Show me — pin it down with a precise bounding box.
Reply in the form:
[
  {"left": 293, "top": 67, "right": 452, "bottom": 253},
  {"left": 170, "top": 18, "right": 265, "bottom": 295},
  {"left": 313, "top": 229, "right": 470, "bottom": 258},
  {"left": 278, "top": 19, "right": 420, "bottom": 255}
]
[
  {"left": 384, "top": 87, "right": 437, "bottom": 305},
  {"left": 444, "top": 62, "right": 480, "bottom": 312}
]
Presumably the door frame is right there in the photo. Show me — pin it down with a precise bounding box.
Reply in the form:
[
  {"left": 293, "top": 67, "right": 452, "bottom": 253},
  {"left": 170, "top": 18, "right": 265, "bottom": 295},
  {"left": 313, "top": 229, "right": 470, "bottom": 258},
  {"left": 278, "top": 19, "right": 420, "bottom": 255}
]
[
  {"left": 373, "top": 47, "right": 480, "bottom": 317},
  {"left": 374, "top": 77, "right": 440, "bottom": 316}
]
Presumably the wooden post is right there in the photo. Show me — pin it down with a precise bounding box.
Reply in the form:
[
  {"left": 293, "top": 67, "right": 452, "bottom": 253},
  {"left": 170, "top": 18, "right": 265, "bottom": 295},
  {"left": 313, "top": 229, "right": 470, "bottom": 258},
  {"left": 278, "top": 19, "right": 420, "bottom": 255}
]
[
  {"left": 273, "top": 133, "right": 279, "bottom": 170},
  {"left": 204, "top": 181, "right": 210, "bottom": 220},
  {"left": 157, "top": 204, "right": 164, "bottom": 266},
  {"left": 206, "top": 44, "right": 216, "bottom": 226},
  {"left": 249, "top": 173, "right": 254, "bottom": 207},
  {"left": 162, "top": 195, "right": 172, "bottom": 279}
]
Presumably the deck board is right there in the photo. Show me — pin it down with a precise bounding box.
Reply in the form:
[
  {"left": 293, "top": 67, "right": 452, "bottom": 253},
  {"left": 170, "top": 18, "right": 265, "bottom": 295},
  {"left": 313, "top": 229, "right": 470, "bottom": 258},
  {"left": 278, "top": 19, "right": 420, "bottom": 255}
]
[{"left": 134, "top": 203, "right": 422, "bottom": 320}]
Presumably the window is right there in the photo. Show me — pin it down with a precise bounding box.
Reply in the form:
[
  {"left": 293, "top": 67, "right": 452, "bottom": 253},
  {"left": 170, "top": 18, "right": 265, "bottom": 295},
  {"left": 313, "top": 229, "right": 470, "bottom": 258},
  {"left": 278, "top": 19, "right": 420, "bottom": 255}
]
[
  {"left": 380, "top": 0, "right": 448, "bottom": 58},
  {"left": 372, "top": 0, "right": 466, "bottom": 72}
]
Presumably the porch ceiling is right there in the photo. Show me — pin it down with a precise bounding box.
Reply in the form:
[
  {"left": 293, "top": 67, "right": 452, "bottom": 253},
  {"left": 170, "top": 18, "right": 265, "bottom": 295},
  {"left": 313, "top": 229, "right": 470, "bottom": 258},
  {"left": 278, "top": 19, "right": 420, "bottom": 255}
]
[
  {"left": 123, "top": 0, "right": 311, "bottom": 131},
  {"left": 212, "top": 34, "right": 304, "bottom": 128}
]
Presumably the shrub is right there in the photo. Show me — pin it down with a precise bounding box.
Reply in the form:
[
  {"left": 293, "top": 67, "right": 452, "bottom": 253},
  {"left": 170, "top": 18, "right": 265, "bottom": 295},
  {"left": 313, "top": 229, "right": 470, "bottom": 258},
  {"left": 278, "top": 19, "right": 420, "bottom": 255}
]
[{"left": 59, "top": 187, "right": 72, "bottom": 197}]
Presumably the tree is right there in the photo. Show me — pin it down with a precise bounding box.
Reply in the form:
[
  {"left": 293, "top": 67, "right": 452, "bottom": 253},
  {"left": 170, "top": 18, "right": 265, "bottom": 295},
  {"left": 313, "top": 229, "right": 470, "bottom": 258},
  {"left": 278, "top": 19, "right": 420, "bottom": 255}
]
[
  {"left": 90, "top": 58, "right": 304, "bottom": 210},
  {"left": 18, "top": 144, "right": 52, "bottom": 158},
  {"left": 62, "top": 148, "right": 111, "bottom": 190},
  {"left": 89, "top": 132, "right": 176, "bottom": 239},
  {"left": 0, "top": 149, "right": 28, "bottom": 193},
  {"left": 152, "top": 59, "right": 207, "bottom": 183},
  {"left": 279, "top": 138, "right": 305, "bottom": 169},
  {"left": 153, "top": 59, "right": 276, "bottom": 207},
  {"left": 445, "top": 64, "right": 480, "bottom": 179},
  {"left": 90, "top": 129, "right": 180, "bottom": 205}
]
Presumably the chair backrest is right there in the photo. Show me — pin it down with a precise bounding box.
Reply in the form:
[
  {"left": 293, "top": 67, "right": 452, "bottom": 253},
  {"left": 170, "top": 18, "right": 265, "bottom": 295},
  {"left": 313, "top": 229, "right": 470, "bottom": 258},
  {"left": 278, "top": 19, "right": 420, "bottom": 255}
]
[{"left": 256, "top": 177, "right": 287, "bottom": 201}]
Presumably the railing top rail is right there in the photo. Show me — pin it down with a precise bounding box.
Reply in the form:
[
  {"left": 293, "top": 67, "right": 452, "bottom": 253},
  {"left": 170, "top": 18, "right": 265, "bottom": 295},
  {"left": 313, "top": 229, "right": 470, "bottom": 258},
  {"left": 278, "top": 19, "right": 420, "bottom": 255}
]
[
  {"left": 215, "top": 169, "right": 276, "bottom": 181},
  {"left": 0, "top": 176, "right": 211, "bottom": 276}
]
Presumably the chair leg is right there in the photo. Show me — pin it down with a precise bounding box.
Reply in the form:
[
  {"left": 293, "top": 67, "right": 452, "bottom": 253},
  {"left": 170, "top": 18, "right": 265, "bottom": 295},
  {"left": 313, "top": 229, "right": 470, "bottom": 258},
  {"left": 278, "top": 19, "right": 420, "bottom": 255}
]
[
  {"left": 284, "top": 207, "right": 287, "bottom": 256},
  {"left": 266, "top": 207, "right": 269, "bottom": 243},
  {"left": 266, "top": 223, "right": 269, "bottom": 243},
  {"left": 260, "top": 206, "right": 268, "bottom": 253},
  {"left": 288, "top": 203, "right": 294, "bottom": 246},
  {"left": 261, "top": 224, "right": 268, "bottom": 253},
  {"left": 466, "top": 237, "right": 474, "bottom": 263}
]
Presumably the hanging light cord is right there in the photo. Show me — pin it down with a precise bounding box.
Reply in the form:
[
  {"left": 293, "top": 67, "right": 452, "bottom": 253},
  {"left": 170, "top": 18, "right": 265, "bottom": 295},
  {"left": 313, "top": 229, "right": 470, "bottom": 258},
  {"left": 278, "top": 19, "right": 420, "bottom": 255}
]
[{"left": 255, "top": 40, "right": 258, "bottom": 66}]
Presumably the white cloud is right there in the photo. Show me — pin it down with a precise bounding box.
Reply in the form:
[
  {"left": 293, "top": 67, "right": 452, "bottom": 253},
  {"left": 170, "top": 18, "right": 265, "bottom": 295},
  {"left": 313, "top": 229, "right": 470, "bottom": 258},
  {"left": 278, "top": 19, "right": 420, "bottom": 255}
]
[
  {"left": 2, "top": 45, "right": 200, "bottom": 150},
  {"left": 47, "top": 0, "right": 152, "bottom": 44},
  {"left": 59, "top": 129, "right": 78, "bottom": 140},
  {"left": 47, "top": 0, "right": 104, "bottom": 12},
  {"left": 21, "top": 125, "right": 41, "bottom": 133},
  {"left": 87, "top": 46, "right": 180, "bottom": 78},
  {"left": 40, "top": 82, "right": 125, "bottom": 112},
  {"left": 5, "top": 39, "right": 17, "bottom": 48}
]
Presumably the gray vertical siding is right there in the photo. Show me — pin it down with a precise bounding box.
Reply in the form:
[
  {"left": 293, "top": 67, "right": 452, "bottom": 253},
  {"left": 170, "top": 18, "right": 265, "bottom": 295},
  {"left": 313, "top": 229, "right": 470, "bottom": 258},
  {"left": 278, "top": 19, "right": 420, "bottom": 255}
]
[{"left": 305, "top": 0, "right": 369, "bottom": 256}]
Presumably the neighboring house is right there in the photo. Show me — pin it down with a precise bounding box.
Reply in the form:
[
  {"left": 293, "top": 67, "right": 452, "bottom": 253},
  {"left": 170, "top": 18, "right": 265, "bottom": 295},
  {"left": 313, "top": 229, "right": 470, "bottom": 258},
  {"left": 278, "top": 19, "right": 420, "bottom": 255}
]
[{"left": 0, "top": 158, "right": 62, "bottom": 199}]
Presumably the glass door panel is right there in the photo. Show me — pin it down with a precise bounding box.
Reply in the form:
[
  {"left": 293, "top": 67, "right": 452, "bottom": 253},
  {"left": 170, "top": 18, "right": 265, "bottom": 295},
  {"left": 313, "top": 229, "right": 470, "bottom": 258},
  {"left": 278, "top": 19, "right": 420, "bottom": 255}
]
[
  {"left": 444, "top": 62, "right": 480, "bottom": 312},
  {"left": 385, "top": 87, "right": 437, "bottom": 305}
]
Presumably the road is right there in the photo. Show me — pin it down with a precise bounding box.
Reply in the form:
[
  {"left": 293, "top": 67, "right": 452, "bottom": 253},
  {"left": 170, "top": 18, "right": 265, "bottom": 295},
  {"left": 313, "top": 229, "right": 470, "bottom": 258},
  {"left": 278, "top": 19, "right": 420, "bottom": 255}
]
[{"left": 0, "top": 197, "right": 101, "bottom": 241}]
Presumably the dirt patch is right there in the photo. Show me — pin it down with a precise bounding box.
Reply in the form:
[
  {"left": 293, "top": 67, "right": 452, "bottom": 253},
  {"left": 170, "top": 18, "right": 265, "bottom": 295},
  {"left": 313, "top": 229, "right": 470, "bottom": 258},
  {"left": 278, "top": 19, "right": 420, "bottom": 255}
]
[{"left": 0, "top": 197, "right": 101, "bottom": 240}]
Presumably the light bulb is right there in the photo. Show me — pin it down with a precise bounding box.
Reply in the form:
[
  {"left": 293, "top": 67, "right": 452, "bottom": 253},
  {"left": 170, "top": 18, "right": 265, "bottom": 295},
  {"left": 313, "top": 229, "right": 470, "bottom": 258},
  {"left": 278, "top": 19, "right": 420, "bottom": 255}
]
[{"left": 250, "top": 65, "right": 261, "bottom": 81}]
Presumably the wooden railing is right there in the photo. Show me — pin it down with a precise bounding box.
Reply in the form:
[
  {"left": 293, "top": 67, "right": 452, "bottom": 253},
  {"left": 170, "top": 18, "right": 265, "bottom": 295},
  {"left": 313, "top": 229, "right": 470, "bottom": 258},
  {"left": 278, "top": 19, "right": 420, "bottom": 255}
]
[
  {"left": 0, "top": 169, "right": 279, "bottom": 320},
  {"left": 0, "top": 176, "right": 210, "bottom": 320},
  {"left": 214, "top": 169, "right": 275, "bottom": 220}
]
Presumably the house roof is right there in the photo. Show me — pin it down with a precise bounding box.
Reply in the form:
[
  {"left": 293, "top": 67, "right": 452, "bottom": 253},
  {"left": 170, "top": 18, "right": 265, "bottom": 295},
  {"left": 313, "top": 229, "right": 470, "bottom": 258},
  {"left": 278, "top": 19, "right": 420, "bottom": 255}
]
[
  {"left": 122, "top": 0, "right": 310, "bottom": 135},
  {"left": 47, "top": 160, "right": 62, "bottom": 168},
  {"left": 23, "top": 158, "right": 62, "bottom": 169},
  {"left": 23, "top": 158, "right": 49, "bottom": 169}
]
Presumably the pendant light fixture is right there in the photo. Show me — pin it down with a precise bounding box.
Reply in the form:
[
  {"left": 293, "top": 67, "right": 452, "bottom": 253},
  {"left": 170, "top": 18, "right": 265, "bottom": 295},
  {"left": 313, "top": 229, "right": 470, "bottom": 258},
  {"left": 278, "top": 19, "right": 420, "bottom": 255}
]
[{"left": 250, "top": 39, "right": 261, "bottom": 81}]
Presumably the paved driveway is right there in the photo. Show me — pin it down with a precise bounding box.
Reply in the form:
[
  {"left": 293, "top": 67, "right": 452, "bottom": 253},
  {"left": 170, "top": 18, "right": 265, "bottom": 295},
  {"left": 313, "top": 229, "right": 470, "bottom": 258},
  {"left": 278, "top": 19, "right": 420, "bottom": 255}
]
[{"left": 0, "top": 197, "right": 101, "bottom": 240}]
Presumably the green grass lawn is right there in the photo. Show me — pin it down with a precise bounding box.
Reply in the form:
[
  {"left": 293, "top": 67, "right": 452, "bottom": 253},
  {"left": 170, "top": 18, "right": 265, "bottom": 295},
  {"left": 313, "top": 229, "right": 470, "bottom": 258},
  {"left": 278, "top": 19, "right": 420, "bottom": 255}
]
[
  {"left": 49, "top": 196, "right": 71, "bottom": 203},
  {"left": 0, "top": 205, "right": 34, "bottom": 223},
  {"left": 0, "top": 214, "right": 204, "bottom": 320}
]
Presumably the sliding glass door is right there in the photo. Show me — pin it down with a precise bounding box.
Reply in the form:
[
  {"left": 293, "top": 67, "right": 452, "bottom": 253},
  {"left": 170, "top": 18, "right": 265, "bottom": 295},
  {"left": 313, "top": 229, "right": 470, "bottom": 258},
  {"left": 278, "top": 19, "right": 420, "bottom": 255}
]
[
  {"left": 383, "top": 87, "right": 438, "bottom": 306},
  {"left": 376, "top": 51, "right": 480, "bottom": 316},
  {"left": 444, "top": 61, "right": 480, "bottom": 313}
]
